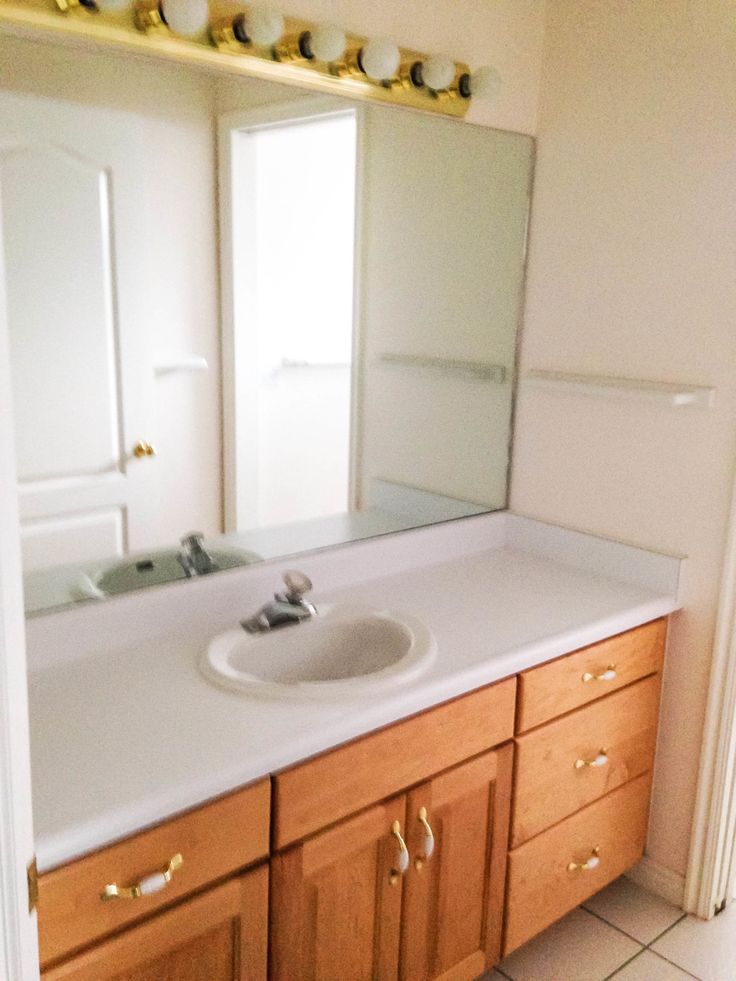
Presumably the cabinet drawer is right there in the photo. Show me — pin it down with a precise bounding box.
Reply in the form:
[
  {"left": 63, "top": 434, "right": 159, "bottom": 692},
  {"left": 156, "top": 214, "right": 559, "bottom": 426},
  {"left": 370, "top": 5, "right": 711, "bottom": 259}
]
[
  {"left": 273, "top": 678, "right": 516, "bottom": 848},
  {"left": 38, "top": 778, "right": 270, "bottom": 967},
  {"left": 517, "top": 619, "right": 666, "bottom": 732},
  {"left": 512, "top": 676, "right": 660, "bottom": 845},
  {"left": 504, "top": 773, "right": 651, "bottom": 954}
]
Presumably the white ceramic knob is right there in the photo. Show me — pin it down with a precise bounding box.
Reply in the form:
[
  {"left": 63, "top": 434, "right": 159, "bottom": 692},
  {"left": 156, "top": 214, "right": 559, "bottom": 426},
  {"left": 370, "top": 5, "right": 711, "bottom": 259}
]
[
  {"left": 95, "top": 0, "right": 130, "bottom": 10},
  {"left": 160, "top": 0, "right": 209, "bottom": 37},
  {"left": 360, "top": 36, "right": 400, "bottom": 81},
  {"left": 422, "top": 54, "right": 455, "bottom": 91},
  {"left": 244, "top": 4, "right": 284, "bottom": 45}
]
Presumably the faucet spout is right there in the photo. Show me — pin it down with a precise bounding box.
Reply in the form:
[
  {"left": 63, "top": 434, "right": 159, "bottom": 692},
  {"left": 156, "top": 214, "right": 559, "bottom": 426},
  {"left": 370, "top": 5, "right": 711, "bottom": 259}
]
[{"left": 241, "top": 571, "right": 317, "bottom": 633}]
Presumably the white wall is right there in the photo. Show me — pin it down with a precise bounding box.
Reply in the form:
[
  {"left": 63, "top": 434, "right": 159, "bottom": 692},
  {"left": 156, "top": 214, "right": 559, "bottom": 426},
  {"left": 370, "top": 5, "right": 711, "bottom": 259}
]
[{"left": 512, "top": 0, "right": 736, "bottom": 879}]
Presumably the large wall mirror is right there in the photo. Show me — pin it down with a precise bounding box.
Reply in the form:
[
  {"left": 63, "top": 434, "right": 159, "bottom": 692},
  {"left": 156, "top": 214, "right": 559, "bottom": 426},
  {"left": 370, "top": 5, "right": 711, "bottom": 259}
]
[{"left": 0, "top": 33, "right": 533, "bottom": 615}]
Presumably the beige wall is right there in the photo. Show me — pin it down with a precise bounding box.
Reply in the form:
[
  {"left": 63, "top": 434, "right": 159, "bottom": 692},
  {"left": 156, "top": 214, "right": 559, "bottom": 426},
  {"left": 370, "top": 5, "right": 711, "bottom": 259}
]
[{"left": 512, "top": 0, "right": 736, "bottom": 878}]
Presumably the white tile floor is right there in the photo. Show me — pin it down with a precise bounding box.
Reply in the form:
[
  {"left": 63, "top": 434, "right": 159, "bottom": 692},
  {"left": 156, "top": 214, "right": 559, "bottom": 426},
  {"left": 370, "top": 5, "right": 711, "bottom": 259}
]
[{"left": 485, "top": 875, "right": 736, "bottom": 981}]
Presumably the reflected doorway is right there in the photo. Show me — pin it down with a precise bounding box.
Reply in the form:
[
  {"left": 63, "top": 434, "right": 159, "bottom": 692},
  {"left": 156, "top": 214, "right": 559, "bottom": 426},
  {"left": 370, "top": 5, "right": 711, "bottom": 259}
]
[{"left": 227, "top": 106, "right": 358, "bottom": 531}]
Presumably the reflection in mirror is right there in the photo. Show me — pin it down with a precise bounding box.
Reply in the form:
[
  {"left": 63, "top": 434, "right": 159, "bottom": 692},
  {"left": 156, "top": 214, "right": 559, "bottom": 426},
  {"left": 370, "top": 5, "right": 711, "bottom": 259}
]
[{"left": 0, "top": 34, "right": 533, "bottom": 615}]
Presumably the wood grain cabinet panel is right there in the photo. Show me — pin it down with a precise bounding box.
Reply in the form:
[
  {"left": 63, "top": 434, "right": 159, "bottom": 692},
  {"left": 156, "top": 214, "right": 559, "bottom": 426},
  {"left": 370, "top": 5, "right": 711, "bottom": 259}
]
[
  {"left": 270, "top": 796, "right": 406, "bottom": 981},
  {"left": 38, "top": 779, "right": 270, "bottom": 967},
  {"left": 399, "top": 746, "right": 513, "bottom": 981},
  {"left": 516, "top": 619, "right": 666, "bottom": 732},
  {"left": 273, "top": 678, "right": 516, "bottom": 848},
  {"left": 504, "top": 773, "right": 652, "bottom": 955},
  {"left": 512, "top": 675, "right": 661, "bottom": 846},
  {"left": 42, "top": 864, "right": 268, "bottom": 981}
]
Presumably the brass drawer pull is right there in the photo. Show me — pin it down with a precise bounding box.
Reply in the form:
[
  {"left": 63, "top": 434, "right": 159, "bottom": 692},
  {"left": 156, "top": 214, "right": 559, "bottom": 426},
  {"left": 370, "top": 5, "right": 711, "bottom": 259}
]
[
  {"left": 582, "top": 665, "right": 617, "bottom": 683},
  {"left": 101, "top": 853, "right": 183, "bottom": 901},
  {"left": 414, "top": 806, "right": 435, "bottom": 870},
  {"left": 389, "top": 820, "right": 409, "bottom": 885},
  {"left": 574, "top": 749, "right": 609, "bottom": 770},
  {"left": 567, "top": 847, "right": 600, "bottom": 872}
]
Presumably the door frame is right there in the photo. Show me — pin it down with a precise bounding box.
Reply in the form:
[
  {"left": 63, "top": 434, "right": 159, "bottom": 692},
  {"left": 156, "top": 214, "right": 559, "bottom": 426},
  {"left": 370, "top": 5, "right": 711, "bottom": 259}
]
[
  {"left": 217, "top": 94, "right": 363, "bottom": 533},
  {"left": 0, "top": 185, "right": 41, "bottom": 979},
  {"left": 685, "top": 465, "right": 736, "bottom": 917}
]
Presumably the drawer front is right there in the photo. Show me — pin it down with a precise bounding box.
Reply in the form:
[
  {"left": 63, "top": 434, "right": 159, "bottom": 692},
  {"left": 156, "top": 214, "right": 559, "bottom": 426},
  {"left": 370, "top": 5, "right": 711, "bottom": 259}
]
[
  {"left": 517, "top": 619, "right": 666, "bottom": 732},
  {"left": 273, "top": 678, "right": 517, "bottom": 848},
  {"left": 38, "top": 778, "right": 270, "bottom": 967},
  {"left": 512, "top": 675, "right": 661, "bottom": 846},
  {"left": 504, "top": 773, "right": 651, "bottom": 955}
]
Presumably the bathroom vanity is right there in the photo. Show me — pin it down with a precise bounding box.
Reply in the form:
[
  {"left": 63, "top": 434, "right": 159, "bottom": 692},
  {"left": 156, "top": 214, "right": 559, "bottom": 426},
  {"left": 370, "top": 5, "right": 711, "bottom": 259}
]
[{"left": 27, "top": 514, "right": 680, "bottom": 980}]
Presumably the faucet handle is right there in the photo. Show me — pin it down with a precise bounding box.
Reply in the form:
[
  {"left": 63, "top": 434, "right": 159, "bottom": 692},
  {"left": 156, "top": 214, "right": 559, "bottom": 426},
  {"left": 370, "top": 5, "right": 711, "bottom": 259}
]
[
  {"left": 180, "top": 532, "right": 205, "bottom": 551},
  {"left": 282, "top": 570, "right": 312, "bottom": 600}
]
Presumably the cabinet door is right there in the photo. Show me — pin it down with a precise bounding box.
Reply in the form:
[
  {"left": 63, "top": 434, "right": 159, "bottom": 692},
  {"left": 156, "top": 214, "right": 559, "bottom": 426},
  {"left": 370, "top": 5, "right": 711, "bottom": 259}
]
[
  {"left": 42, "top": 865, "right": 268, "bottom": 981},
  {"left": 399, "top": 746, "right": 513, "bottom": 981},
  {"left": 270, "top": 796, "right": 406, "bottom": 981}
]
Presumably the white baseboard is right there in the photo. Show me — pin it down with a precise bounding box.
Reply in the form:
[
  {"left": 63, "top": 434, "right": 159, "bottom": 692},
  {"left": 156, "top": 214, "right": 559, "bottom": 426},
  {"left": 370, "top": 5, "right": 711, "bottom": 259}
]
[{"left": 625, "top": 855, "right": 686, "bottom": 909}]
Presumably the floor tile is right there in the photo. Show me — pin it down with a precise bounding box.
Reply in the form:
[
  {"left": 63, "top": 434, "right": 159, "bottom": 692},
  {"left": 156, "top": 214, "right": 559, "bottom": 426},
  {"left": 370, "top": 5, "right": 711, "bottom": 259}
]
[
  {"left": 610, "top": 949, "right": 698, "bottom": 980},
  {"left": 652, "top": 902, "right": 736, "bottom": 981},
  {"left": 583, "top": 875, "right": 684, "bottom": 944},
  {"left": 499, "top": 907, "right": 642, "bottom": 981}
]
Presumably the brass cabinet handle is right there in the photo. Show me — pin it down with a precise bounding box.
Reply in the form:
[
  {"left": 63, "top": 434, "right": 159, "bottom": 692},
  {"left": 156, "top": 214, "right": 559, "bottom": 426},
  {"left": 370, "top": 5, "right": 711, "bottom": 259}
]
[
  {"left": 567, "top": 847, "right": 600, "bottom": 873},
  {"left": 389, "top": 820, "right": 409, "bottom": 885},
  {"left": 574, "top": 749, "right": 609, "bottom": 770},
  {"left": 414, "top": 806, "right": 435, "bottom": 870},
  {"left": 582, "top": 665, "right": 617, "bottom": 683},
  {"left": 101, "top": 853, "right": 183, "bottom": 901},
  {"left": 132, "top": 440, "right": 157, "bottom": 459}
]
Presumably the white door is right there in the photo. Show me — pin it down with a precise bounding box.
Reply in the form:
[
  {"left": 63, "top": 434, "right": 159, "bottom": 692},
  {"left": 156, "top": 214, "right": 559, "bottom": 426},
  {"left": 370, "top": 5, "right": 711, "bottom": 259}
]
[
  {"left": 0, "top": 173, "right": 40, "bottom": 978},
  {"left": 0, "top": 89, "right": 157, "bottom": 574}
]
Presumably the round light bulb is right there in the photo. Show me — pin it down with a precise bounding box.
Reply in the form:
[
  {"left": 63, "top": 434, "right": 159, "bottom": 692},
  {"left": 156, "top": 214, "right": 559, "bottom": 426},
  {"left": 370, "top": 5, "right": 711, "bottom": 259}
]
[
  {"left": 421, "top": 54, "right": 455, "bottom": 91},
  {"left": 95, "top": 0, "right": 130, "bottom": 10},
  {"left": 160, "top": 0, "right": 209, "bottom": 37},
  {"left": 360, "top": 36, "right": 400, "bottom": 81},
  {"left": 244, "top": 4, "right": 285, "bottom": 45},
  {"left": 470, "top": 65, "right": 502, "bottom": 101},
  {"left": 310, "top": 23, "right": 346, "bottom": 63}
]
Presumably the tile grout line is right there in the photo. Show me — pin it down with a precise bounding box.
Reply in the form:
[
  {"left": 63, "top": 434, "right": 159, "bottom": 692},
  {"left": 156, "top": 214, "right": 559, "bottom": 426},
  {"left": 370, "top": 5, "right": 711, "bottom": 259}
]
[
  {"left": 602, "top": 946, "right": 649, "bottom": 980},
  {"left": 579, "top": 905, "right": 649, "bottom": 947}
]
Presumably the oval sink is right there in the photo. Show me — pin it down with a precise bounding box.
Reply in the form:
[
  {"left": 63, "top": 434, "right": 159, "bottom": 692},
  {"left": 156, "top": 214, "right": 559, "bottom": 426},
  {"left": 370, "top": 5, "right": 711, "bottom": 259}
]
[
  {"left": 75, "top": 546, "right": 261, "bottom": 600},
  {"left": 199, "top": 604, "right": 436, "bottom": 699}
]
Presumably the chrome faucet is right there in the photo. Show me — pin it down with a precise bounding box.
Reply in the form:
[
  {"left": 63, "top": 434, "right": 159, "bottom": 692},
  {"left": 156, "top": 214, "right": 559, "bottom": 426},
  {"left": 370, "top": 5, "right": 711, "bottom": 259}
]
[
  {"left": 179, "top": 532, "right": 219, "bottom": 577},
  {"left": 241, "top": 571, "right": 317, "bottom": 633}
]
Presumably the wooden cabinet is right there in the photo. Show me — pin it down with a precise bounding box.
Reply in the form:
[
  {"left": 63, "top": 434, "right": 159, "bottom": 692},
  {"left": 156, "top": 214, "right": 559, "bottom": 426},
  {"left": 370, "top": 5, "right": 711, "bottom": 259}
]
[
  {"left": 42, "top": 864, "right": 268, "bottom": 981},
  {"left": 38, "top": 779, "right": 270, "bottom": 967},
  {"left": 270, "top": 746, "right": 513, "bottom": 981},
  {"left": 270, "top": 797, "right": 406, "bottom": 981},
  {"left": 504, "top": 617, "right": 668, "bottom": 956},
  {"left": 37, "top": 618, "right": 669, "bottom": 978},
  {"left": 399, "top": 747, "right": 512, "bottom": 981}
]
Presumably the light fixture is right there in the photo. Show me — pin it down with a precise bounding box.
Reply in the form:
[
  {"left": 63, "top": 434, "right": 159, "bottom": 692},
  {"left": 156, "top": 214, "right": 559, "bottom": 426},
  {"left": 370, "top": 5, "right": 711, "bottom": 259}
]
[
  {"left": 358, "top": 36, "right": 401, "bottom": 82},
  {"left": 412, "top": 53, "right": 456, "bottom": 93},
  {"left": 135, "top": 0, "right": 209, "bottom": 36},
  {"left": 459, "top": 65, "right": 502, "bottom": 101},
  {"left": 299, "top": 23, "right": 346, "bottom": 63},
  {"left": 160, "top": 0, "right": 209, "bottom": 37},
  {"left": 243, "top": 4, "right": 284, "bottom": 46}
]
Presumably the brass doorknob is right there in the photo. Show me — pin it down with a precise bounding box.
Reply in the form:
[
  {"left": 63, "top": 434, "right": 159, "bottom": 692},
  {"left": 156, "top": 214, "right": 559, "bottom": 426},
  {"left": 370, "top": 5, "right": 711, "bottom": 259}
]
[{"left": 132, "top": 440, "right": 156, "bottom": 458}]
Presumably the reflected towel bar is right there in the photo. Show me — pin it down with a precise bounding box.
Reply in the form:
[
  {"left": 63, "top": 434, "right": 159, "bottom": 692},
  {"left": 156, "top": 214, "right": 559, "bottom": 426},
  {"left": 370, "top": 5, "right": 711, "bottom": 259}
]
[{"left": 376, "top": 353, "right": 506, "bottom": 383}]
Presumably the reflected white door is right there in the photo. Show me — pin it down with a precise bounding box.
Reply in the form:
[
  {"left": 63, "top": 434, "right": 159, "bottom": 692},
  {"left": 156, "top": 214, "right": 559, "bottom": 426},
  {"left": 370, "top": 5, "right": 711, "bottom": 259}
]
[{"left": 0, "top": 91, "right": 154, "bottom": 573}]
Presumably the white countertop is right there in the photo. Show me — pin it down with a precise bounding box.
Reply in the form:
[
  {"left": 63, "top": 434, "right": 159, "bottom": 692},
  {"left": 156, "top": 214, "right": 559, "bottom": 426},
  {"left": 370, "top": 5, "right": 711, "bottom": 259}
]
[{"left": 28, "top": 514, "right": 682, "bottom": 873}]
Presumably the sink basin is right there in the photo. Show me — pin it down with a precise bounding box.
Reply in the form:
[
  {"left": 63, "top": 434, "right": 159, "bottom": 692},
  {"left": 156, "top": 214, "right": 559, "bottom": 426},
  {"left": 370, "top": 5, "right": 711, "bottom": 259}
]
[
  {"left": 74, "top": 546, "right": 261, "bottom": 600},
  {"left": 199, "top": 604, "right": 436, "bottom": 699}
]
